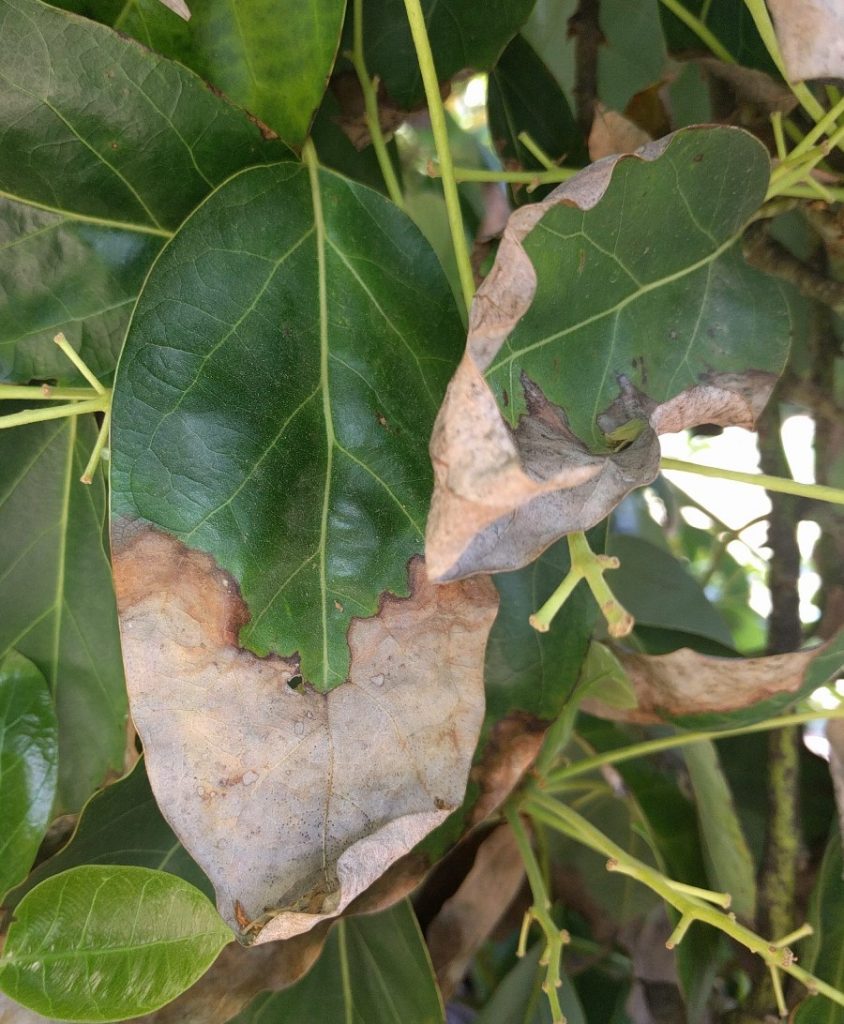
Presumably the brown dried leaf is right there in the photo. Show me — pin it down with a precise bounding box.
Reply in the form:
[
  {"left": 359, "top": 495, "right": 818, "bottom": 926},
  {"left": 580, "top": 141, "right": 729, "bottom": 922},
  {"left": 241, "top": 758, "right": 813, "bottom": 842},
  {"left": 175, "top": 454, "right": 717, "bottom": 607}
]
[
  {"left": 582, "top": 643, "right": 830, "bottom": 723},
  {"left": 695, "top": 57, "right": 797, "bottom": 115},
  {"left": 113, "top": 528, "right": 498, "bottom": 945},
  {"left": 330, "top": 72, "right": 410, "bottom": 151},
  {"left": 768, "top": 0, "right": 844, "bottom": 81},
  {"left": 426, "top": 824, "right": 525, "bottom": 999},
  {"left": 588, "top": 102, "right": 652, "bottom": 161}
]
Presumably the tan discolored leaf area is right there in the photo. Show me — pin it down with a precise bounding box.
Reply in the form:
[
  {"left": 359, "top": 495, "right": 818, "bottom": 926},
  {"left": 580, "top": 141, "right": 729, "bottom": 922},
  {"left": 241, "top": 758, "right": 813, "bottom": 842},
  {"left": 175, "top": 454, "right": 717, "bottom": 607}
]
[
  {"left": 768, "top": 0, "right": 844, "bottom": 81},
  {"left": 426, "top": 131, "right": 780, "bottom": 583},
  {"left": 581, "top": 642, "right": 832, "bottom": 723},
  {"left": 427, "top": 824, "right": 525, "bottom": 1000},
  {"left": 112, "top": 527, "right": 498, "bottom": 945},
  {"left": 156, "top": 0, "right": 191, "bottom": 20},
  {"left": 588, "top": 102, "right": 652, "bottom": 161}
]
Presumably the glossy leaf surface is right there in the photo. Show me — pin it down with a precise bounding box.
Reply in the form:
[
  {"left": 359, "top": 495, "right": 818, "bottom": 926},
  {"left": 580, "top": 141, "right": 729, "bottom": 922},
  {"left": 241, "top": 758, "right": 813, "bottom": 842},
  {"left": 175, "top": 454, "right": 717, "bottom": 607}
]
[
  {"left": 0, "top": 866, "right": 232, "bottom": 1022},
  {"left": 0, "top": 196, "right": 161, "bottom": 384},
  {"left": 227, "top": 901, "right": 444, "bottom": 1024},
  {"left": 357, "top": 0, "right": 536, "bottom": 107},
  {"left": 0, "top": 651, "right": 57, "bottom": 899},
  {"left": 79, "top": 0, "right": 346, "bottom": 148},
  {"left": 0, "top": 0, "right": 287, "bottom": 383},
  {"left": 0, "top": 416, "right": 126, "bottom": 811},
  {"left": 10, "top": 758, "right": 212, "bottom": 907},
  {"left": 111, "top": 160, "right": 463, "bottom": 688}
]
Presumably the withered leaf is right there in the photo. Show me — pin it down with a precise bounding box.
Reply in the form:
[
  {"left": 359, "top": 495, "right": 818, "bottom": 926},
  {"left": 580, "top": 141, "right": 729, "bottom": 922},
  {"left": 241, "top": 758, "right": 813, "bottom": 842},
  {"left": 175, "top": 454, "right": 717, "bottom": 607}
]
[
  {"left": 768, "top": 0, "right": 844, "bottom": 81},
  {"left": 427, "top": 824, "right": 525, "bottom": 1000},
  {"left": 582, "top": 635, "right": 843, "bottom": 724},
  {"left": 588, "top": 102, "right": 652, "bottom": 162},
  {"left": 426, "top": 127, "right": 793, "bottom": 582},
  {"left": 113, "top": 528, "right": 497, "bottom": 944}
]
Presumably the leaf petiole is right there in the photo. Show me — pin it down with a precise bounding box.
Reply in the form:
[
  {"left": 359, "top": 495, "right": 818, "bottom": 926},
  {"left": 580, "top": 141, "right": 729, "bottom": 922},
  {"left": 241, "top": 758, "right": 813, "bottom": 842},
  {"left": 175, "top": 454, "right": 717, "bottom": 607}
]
[
  {"left": 530, "top": 531, "right": 634, "bottom": 638},
  {"left": 660, "top": 456, "right": 844, "bottom": 506}
]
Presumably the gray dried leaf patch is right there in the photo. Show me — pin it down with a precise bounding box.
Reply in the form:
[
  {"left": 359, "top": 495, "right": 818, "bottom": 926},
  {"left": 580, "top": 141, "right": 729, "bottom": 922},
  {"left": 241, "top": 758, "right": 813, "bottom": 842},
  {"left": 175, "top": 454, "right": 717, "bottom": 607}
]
[{"left": 113, "top": 529, "right": 498, "bottom": 944}]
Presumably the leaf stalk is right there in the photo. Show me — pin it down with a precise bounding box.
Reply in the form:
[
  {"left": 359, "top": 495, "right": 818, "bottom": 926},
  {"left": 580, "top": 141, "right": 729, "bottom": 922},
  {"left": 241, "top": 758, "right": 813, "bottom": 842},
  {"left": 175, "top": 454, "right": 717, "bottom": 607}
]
[
  {"left": 530, "top": 531, "right": 634, "bottom": 638},
  {"left": 660, "top": 456, "right": 844, "bottom": 506},
  {"left": 400, "top": 0, "right": 475, "bottom": 312}
]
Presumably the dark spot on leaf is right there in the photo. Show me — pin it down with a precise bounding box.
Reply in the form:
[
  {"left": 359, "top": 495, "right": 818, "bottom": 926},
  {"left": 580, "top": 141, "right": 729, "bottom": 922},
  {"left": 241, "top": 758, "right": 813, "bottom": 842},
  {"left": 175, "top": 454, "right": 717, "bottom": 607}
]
[
  {"left": 376, "top": 412, "right": 388, "bottom": 428},
  {"left": 501, "top": 388, "right": 509, "bottom": 407},
  {"left": 434, "top": 797, "right": 447, "bottom": 810},
  {"left": 693, "top": 153, "right": 704, "bottom": 163}
]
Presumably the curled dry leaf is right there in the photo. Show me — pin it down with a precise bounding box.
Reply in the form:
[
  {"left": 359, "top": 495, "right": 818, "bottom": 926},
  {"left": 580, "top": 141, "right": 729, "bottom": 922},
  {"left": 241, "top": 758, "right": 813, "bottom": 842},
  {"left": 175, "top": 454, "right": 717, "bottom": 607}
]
[
  {"left": 113, "top": 527, "right": 498, "bottom": 945},
  {"left": 427, "top": 824, "right": 525, "bottom": 1000},
  {"left": 582, "top": 642, "right": 832, "bottom": 723},
  {"left": 768, "top": 0, "right": 844, "bottom": 81},
  {"left": 426, "top": 127, "right": 791, "bottom": 583},
  {"left": 588, "top": 102, "right": 652, "bottom": 162}
]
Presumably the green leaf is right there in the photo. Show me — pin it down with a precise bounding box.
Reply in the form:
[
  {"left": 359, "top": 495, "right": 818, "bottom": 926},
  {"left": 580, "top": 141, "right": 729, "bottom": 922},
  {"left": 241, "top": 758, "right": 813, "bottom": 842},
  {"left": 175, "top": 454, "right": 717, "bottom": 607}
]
[
  {"left": 8, "top": 758, "right": 212, "bottom": 908},
  {"left": 0, "top": 651, "right": 57, "bottom": 899},
  {"left": 357, "top": 0, "right": 536, "bottom": 108},
  {"left": 475, "top": 942, "right": 586, "bottom": 1024},
  {"left": 487, "top": 34, "right": 587, "bottom": 204},
  {"left": 0, "top": 196, "right": 161, "bottom": 385},
  {"left": 683, "top": 740, "right": 757, "bottom": 920},
  {"left": 0, "top": 865, "right": 232, "bottom": 1022},
  {"left": 0, "top": 415, "right": 126, "bottom": 811},
  {"left": 225, "top": 901, "right": 444, "bottom": 1024},
  {"left": 792, "top": 830, "right": 844, "bottom": 1023},
  {"left": 111, "top": 160, "right": 463, "bottom": 689},
  {"left": 598, "top": 0, "right": 667, "bottom": 111},
  {"left": 484, "top": 127, "right": 788, "bottom": 448},
  {"left": 0, "top": 0, "right": 287, "bottom": 383},
  {"left": 658, "top": 0, "right": 777, "bottom": 74},
  {"left": 608, "top": 534, "right": 734, "bottom": 648},
  {"left": 76, "top": 0, "right": 346, "bottom": 149}
]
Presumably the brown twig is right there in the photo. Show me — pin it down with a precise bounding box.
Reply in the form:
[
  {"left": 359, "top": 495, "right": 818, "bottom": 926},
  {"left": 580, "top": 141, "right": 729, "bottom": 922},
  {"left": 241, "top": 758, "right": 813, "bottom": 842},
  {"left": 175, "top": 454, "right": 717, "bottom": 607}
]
[{"left": 568, "top": 0, "right": 603, "bottom": 136}]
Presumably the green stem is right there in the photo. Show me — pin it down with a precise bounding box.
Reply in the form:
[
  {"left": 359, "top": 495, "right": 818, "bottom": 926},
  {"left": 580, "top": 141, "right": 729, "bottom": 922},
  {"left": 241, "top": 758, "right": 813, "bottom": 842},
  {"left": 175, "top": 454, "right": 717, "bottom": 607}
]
[
  {"left": 80, "top": 407, "right": 111, "bottom": 484},
  {"left": 348, "top": 0, "right": 405, "bottom": 209},
  {"left": 0, "top": 385, "right": 102, "bottom": 401},
  {"left": 0, "top": 397, "right": 107, "bottom": 430},
  {"left": 400, "top": 0, "right": 475, "bottom": 312},
  {"left": 770, "top": 123, "right": 844, "bottom": 197},
  {"left": 778, "top": 95, "right": 844, "bottom": 164},
  {"left": 53, "top": 333, "right": 107, "bottom": 394},
  {"left": 743, "top": 0, "right": 826, "bottom": 123},
  {"left": 660, "top": 456, "right": 844, "bottom": 506},
  {"left": 657, "top": 0, "right": 736, "bottom": 63},
  {"left": 545, "top": 707, "right": 844, "bottom": 789},
  {"left": 505, "top": 807, "right": 568, "bottom": 1024},
  {"left": 529, "top": 531, "right": 633, "bottom": 637},
  {"left": 517, "top": 131, "right": 558, "bottom": 170},
  {"left": 525, "top": 793, "right": 843, "bottom": 1009},
  {"left": 437, "top": 165, "right": 580, "bottom": 186}
]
